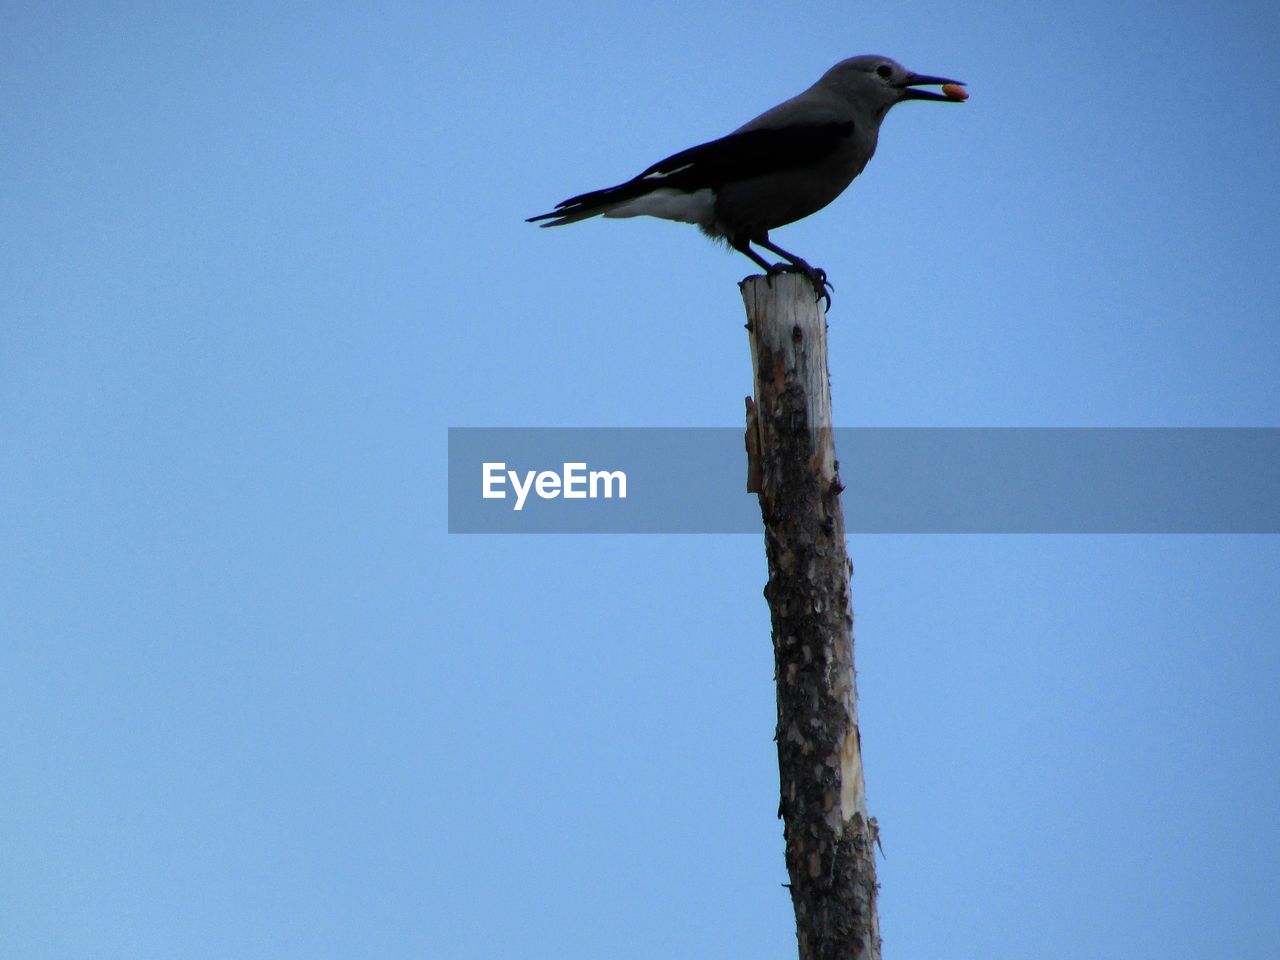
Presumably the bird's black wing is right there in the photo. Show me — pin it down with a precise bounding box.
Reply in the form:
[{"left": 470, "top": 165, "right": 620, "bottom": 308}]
[
  {"left": 636, "top": 121, "right": 856, "bottom": 189},
  {"left": 527, "top": 121, "right": 855, "bottom": 224}
]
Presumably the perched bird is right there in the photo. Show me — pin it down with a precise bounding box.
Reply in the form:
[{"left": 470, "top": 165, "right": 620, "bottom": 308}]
[{"left": 528, "top": 56, "right": 966, "bottom": 305}]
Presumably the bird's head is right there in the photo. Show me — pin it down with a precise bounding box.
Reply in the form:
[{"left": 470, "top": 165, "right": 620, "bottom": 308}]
[{"left": 821, "top": 55, "right": 967, "bottom": 118}]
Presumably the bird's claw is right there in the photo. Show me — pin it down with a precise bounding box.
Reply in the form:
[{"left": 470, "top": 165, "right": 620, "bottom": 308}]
[
  {"left": 809, "top": 267, "right": 834, "bottom": 312},
  {"left": 766, "top": 262, "right": 834, "bottom": 311}
]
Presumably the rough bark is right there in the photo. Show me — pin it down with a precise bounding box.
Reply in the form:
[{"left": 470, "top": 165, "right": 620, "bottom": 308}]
[{"left": 741, "top": 272, "right": 880, "bottom": 960}]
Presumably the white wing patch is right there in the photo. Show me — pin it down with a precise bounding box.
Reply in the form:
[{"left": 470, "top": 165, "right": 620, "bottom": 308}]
[
  {"left": 641, "top": 163, "right": 694, "bottom": 181},
  {"left": 602, "top": 187, "right": 715, "bottom": 225}
]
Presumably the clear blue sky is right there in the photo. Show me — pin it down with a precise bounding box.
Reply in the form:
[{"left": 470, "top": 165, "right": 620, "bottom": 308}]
[{"left": 3, "top": 2, "right": 1278, "bottom": 958}]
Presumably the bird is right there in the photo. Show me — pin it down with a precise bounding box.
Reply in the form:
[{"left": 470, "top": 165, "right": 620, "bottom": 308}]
[{"left": 528, "top": 56, "right": 966, "bottom": 307}]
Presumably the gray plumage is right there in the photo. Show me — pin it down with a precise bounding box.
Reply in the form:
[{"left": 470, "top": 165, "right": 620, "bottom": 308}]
[{"left": 528, "top": 55, "right": 966, "bottom": 301}]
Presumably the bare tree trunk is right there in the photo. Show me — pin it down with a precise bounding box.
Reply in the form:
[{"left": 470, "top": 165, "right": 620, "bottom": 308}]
[{"left": 741, "top": 272, "right": 881, "bottom": 960}]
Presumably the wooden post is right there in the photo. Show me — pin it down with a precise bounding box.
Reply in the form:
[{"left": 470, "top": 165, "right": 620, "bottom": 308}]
[{"left": 741, "top": 272, "right": 880, "bottom": 960}]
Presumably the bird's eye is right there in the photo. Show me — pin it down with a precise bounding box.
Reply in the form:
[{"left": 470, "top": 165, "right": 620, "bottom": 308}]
[{"left": 875, "top": 64, "right": 893, "bottom": 79}]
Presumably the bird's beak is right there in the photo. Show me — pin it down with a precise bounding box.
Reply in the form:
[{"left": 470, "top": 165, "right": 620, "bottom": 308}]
[{"left": 898, "top": 73, "right": 967, "bottom": 102}]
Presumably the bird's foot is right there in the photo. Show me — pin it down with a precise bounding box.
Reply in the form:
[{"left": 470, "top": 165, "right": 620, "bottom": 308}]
[{"left": 766, "top": 261, "right": 833, "bottom": 311}]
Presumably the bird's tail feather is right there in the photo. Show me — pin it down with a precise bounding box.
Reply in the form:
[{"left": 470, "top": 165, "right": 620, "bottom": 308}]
[{"left": 526, "top": 178, "right": 655, "bottom": 227}]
